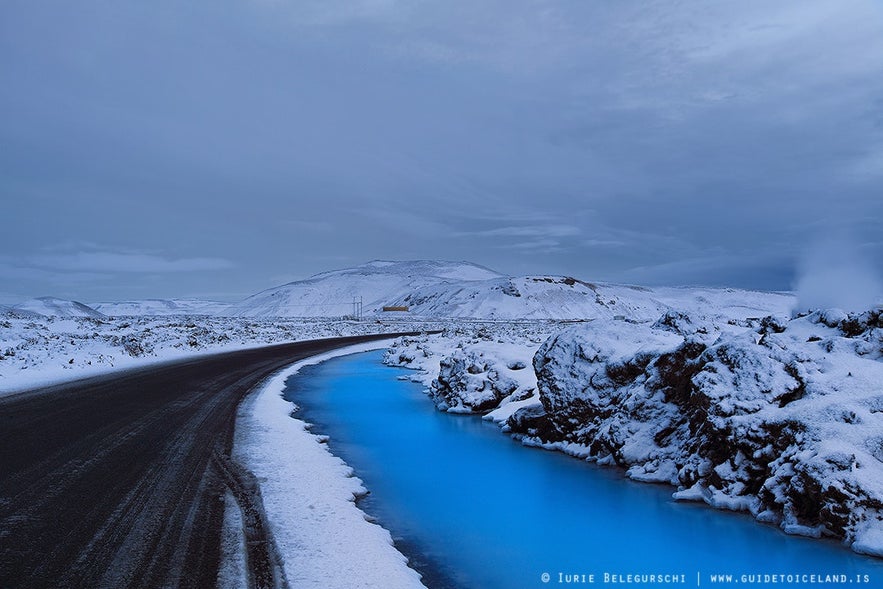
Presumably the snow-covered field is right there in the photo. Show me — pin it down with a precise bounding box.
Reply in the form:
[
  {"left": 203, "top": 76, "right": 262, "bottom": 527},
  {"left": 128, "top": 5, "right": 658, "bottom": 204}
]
[{"left": 0, "top": 310, "right": 448, "bottom": 395}]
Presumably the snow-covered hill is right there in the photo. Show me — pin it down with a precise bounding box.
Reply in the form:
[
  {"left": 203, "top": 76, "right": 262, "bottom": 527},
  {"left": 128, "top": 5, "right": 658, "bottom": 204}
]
[
  {"left": 231, "top": 260, "right": 795, "bottom": 321},
  {"left": 5, "top": 260, "right": 797, "bottom": 324},
  {"left": 389, "top": 276, "right": 667, "bottom": 321},
  {"left": 229, "top": 260, "right": 506, "bottom": 318},
  {"left": 12, "top": 297, "right": 105, "bottom": 319},
  {"left": 92, "top": 298, "right": 232, "bottom": 317}
]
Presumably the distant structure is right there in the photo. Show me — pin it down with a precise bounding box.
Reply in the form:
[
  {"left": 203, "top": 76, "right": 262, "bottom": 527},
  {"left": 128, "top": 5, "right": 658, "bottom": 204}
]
[
  {"left": 351, "top": 296, "right": 363, "bottom": 320},
  {"left": 382, "top": 306, "right": 409, "bottom": 312}
]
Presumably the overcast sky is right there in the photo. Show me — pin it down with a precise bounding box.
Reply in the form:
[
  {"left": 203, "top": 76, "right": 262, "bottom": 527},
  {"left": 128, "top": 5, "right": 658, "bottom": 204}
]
[{"left": 2, "top": 0, "right": 882, "bottom": 303}]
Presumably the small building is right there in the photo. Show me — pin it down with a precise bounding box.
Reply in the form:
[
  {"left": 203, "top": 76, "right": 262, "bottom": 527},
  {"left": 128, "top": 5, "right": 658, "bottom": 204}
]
[{"left": 382, "top": 306, "right": 410, "bottom": 312}]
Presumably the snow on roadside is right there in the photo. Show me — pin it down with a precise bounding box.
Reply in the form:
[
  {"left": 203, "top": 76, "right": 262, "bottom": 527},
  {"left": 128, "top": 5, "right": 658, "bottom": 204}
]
[
  {"left": 217, "top": 491, "right": 248, "bottom": 589},
  {"left": 232, "top": 341, "right": 427, "bottom": 589}
]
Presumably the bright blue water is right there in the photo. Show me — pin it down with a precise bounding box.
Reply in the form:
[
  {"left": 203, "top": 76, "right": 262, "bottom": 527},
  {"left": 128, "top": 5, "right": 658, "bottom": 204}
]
[{"left": 285, "top": 351, "right": 883, "bottom": 589}]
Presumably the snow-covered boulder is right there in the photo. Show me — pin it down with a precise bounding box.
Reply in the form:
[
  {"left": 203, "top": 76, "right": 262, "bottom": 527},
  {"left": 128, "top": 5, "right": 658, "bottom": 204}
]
[
  {"left": 430, "top": 348, "right": 522, "bottom": 413},
  {"left": 383, "top": 326, "right": 548, "bottom": 419},
  {"left": 510, "top": 310, "right": 883, "bottom": 556}
]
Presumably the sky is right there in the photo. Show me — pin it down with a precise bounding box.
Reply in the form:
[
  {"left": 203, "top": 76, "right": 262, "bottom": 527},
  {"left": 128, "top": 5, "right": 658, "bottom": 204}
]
[{"left": 2, "top": 0, "right": 882, "bottom": 304}]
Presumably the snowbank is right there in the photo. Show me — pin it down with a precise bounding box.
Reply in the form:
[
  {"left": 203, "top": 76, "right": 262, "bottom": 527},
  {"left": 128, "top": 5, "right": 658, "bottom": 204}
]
[{"left": 232, "top": 341, "right": 427, "bottom": 589}]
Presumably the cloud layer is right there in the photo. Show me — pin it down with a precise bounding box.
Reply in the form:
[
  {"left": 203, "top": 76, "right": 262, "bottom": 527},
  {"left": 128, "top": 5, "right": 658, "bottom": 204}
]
[{"left": 2, "top": 0, "right": 882, "bottom": 302}]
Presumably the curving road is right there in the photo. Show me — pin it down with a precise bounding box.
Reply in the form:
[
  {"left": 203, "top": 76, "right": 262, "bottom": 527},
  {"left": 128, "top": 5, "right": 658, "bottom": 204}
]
[{"left": 0, "top": 334, "right": 410, "bottom": 589}]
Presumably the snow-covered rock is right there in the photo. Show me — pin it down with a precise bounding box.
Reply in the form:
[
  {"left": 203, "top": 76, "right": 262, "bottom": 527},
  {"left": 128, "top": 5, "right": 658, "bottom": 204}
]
[
  {"left": 384, "top": 324, "right": 553, "bottom": 422},
  {"left": 507, "top": 308, "right": 883, "bottom": 556}
]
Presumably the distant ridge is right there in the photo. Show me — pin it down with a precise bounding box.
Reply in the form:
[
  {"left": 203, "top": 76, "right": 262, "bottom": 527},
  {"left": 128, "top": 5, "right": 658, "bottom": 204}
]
[
  {"left": 92, "top": 299, "right": 231, "bottom": 317},
  {"left": 12, "top": 296, "right": 105, "bottom": 319},
  {"left": 229, "top": 260, "right": 505, "bottom": 318},
  {"left": 229, "top": 260, "right": 795, "bottom": 320},
  {"left": 20, "top": 260, "right": 797, "bottom": 321}
]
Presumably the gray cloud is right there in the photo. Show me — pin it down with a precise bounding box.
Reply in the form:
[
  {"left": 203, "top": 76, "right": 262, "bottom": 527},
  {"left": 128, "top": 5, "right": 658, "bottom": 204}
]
[
  {"left": 460, "top": 225, "right": 581, "bottom": 238},
  {"left": 28, "top": 251, "right": 233, "bottom": 273},
  {"left": 2, "top": 0, "right": 882, "bottom": 302}
]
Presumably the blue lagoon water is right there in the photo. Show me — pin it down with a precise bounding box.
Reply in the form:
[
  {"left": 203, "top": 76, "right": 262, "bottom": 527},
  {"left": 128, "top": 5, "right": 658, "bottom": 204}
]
[{"left": 285, "top": 351, "right": 882, "bottom": 589}]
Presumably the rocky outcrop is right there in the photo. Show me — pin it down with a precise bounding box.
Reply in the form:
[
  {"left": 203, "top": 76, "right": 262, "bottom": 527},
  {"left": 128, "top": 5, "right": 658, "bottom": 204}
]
[
  {"left": 383, "top": 327, "right": 548, "bottom": 419},
  {"left": 430, "top": 349, "right": 521, "bottom": 412},
  {"left": 508, "top": 310, "right": 883, "bottom": 557}
]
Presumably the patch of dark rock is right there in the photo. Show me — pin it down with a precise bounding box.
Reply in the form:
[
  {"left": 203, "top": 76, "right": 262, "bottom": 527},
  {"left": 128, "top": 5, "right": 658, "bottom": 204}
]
[
  {"left": 500, "top": 280, "right": 522, "bottom": 297},
  {"left": 507, "top": 405, "right": 565, "bottom": 442},
  {"left": 649, "top": 341, "right": 707, "bottom": 406},
  {"left": 760, "top": 316, "right": 787, "bottom": 334},
  {"left": 788, "top": 470, "right": 824, "bottom": 526},
  {"left": 605, "top": 352, "right": 655, "bottom": 387},
  {"left": 776, "top": 364, "right": 806, "bottom": 408}
]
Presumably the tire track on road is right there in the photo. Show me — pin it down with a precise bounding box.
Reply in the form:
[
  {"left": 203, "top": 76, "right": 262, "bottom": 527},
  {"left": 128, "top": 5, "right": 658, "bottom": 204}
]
[{"left": 0, "top": 334, "right": 414, "bottom": 588}]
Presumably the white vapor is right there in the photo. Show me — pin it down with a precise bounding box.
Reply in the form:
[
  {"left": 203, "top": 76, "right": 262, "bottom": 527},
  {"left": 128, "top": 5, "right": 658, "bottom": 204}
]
[{"left": 794, "top": 238, "right": 883, "bottom": 313}]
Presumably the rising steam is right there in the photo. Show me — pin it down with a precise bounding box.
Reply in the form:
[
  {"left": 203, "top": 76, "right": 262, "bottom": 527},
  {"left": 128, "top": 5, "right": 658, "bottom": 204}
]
[{"left": 794, "top": 238, "right": 883, "bottom": 313}]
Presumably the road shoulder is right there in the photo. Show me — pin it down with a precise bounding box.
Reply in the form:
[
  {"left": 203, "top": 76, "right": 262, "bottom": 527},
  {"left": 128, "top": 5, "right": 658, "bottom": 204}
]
[{"left": 231, "top": 341, "right": 427, "bottom": 589}]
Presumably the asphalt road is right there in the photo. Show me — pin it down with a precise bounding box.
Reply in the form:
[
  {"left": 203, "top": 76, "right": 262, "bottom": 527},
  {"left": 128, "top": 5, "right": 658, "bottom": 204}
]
[{"left": 0, "top": 333, "right": 408, "bottom": 589}]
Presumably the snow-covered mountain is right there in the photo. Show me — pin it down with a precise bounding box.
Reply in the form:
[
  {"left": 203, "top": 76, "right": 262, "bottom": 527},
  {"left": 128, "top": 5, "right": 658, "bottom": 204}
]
[
  {"left": 91, "top": 298, "right": 232, "bottom": 317},
  {"left": 12, "top": 297, "right": 105, "bottom": 319},
  {"left": 230, "top": 259, "right": 795, "bottom": 321}
]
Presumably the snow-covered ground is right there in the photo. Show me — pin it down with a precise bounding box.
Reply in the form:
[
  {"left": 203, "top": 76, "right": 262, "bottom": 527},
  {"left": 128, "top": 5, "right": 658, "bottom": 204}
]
[
  {"left": 91, "top": 298, "right": 233, "bottom": 317},
  {"left": 231, "top": 342, "right": 427, "bottom": 589},
  {"left": 0, "top": 310, "right": 447, "bottom": 395},
  {"left": 386, "top": 307, "right": 883, "bottom": 558}
]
